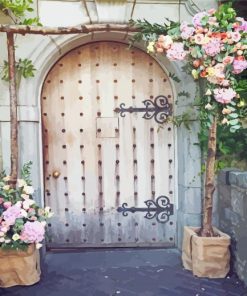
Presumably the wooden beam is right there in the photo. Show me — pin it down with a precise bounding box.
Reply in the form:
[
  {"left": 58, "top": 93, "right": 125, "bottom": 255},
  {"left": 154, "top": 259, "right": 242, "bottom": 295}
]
[
  {"left": 7, "top": 32, "right": 18, "bottom": 186},
  {"left": 0, "top": 24, "right": 139, "bottom": 35}
]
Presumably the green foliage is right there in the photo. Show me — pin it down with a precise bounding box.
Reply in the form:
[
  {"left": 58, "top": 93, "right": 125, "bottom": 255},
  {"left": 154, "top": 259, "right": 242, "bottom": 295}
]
[
  {"left": 178, "top": 91, "right": 190, "bottom": 98},
  {"left": 1, "top": 58, "right": 36, "bottom": 81},
  {"left": 21, "top": 161, "right": 32, "bottom": 185},
  {"left": 168, "top": 72, "right": 181, "bottom": 83},
  {"left": 0, "top": 0, "right": 42, "bottom": 25}
]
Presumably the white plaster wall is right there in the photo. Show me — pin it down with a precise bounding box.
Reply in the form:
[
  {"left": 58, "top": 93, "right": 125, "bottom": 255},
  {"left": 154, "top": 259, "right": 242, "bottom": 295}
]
[{"left": 0, "top": 0, "right": 218, "bottom": 247}]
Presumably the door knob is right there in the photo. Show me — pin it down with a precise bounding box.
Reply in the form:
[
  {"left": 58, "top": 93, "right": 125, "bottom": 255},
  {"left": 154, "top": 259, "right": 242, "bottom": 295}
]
[{"left": 52, "top": 171, "right": 60, "bottom": 179}]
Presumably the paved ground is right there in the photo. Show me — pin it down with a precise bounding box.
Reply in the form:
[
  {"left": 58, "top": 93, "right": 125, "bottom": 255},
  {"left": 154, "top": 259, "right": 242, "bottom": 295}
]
[{"left": 0, "top": 248, "right": 247, "bottom": 296}]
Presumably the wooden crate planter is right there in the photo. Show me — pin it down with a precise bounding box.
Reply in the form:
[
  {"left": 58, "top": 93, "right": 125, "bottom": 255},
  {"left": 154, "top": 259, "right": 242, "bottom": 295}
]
[
  {"left": 182, "top": 226, "right": 231, "bottom": 278},
  {"left": 0, "top": 244, "right": 40, "bottom": 288}
]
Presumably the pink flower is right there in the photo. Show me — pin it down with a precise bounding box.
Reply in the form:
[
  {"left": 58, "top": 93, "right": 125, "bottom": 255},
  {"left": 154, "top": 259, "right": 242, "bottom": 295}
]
[
  {"left": 2, "top": 205, "right": 21, "bottom": 225},
  {"left": 235, "top": 18, "right": 247, "bottom": 32},
  {"left": 194, "top": 34, "right": 210, "bottom": 45},
  {"left": 223, "top": 56, "right": 234, "bottom": 65},
  {"left": 3, "top": 201, "right": 12, "bottom": 209},
  {"left": 0, "top": 198, "right": 4, "bottom": 204},
  {"left": 180, "top": 22, "right": 195, "bottom": 39},
  {"left": 166, "top": 43, "right": 187, "bottom": 61},
  {"left": 213, "top": 88, "right": 236, "bottom": 104},
  {"left": 232, "top": 58, "right": 247, "bottom": 74},
  {"left": 157, "top": 35, "right": 173, "bottom": 50},
  {"left": 192, "top": 11, "right": 209, "bottom": 27},
  {"left": 231, "top": 32, "right": 241, "bottom": 42},
  {"left": 208, "top": 8, "right": 216, "bottom": 15},
  {"left": 20, "top": 221, "right": 45, "bottom": 243},
  {"left": 202, "top": 38, "right": 221, "bottom": 56}
]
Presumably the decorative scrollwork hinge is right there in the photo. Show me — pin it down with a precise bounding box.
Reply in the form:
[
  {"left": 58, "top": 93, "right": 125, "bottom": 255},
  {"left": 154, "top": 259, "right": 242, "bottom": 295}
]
[
  {"left": 117, "top": 196, "right": 174, "bottom": 224},
  {"left": 114, "top": 95, "right": 172, "bottom": 124}
]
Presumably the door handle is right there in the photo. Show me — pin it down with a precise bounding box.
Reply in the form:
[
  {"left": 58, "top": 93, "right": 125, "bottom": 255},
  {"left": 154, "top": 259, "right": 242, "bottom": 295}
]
[{"left": 52, "top": 171, "right": 61, "bottom": 179}]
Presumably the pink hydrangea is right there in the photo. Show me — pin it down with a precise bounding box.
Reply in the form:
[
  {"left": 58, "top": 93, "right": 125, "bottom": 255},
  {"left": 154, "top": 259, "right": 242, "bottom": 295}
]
[
  {"left": 232, "top": 58, "right": 247, "bottom": 74},
  {"left": 235, "top": 17, "right": 247, "bottom": 32},
  {"left": 202, "top": 38, "right": 221, "bottom": 56},
  {"left": 192, "top": 11, "right": 209, "bottom": 27},
  {"left": 180, "top": 22, "right": 195, "bottom": 39},
  {"left": 213, "top": 88, "right": 236, "bottom": 104},
  {"left": 166, "top": 43, "right": 187, "bottom": 61},
  {"left": 20, "top": 221, "right": 45, "bottom": 243},
  {"left": 2, "top": 205, "right": 21, "bottom": 225}
]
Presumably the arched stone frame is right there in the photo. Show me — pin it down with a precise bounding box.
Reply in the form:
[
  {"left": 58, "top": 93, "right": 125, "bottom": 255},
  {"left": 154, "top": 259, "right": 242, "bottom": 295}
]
[{"left": 18, "top": 31, "right": 201, "bottom": 248}]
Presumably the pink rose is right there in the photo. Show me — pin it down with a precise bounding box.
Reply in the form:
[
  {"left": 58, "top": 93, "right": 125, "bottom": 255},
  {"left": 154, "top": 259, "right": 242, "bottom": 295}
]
[
  {"left": 3, "top": 201, "right": 12, "bottom": 209},
  {"left": 157, "top": 35, "right": 173, "bottom": 50},
  {"left": 223, "top": 56, "right": 234, "bottom": 65},
  {"left": 208, "top": 8, "right": 216, "bottom": 15},
  {"left": 213, "top": 88, "right": 236, "bottom": 104},
  {"left": 231, "top": 32, "right": 241, "bottom": 42}
]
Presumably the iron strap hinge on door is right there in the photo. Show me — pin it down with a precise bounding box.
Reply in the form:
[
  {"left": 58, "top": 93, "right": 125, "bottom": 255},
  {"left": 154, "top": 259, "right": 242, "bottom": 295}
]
[
  {"left": 117, "top": 196, "right": 174, "bottom": 224},
  {"left": 114, "top": 95, "right": 172, "bottom": 124}
]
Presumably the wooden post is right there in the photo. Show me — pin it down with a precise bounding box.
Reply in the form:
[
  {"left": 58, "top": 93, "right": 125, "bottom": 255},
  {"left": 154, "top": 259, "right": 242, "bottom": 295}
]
[
  {"left": 200, "top": 116, "right": 217, "bottom": 237},
  {"left": 7, "top": 32, "right": 18, "bottom": 187}
]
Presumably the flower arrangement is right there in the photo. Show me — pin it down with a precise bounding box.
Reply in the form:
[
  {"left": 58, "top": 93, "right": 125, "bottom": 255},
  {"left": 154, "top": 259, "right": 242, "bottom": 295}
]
[
  {"left": 0, "top": 162, "right": 53, "bottom": 250},
  {"left": 131, "top": 3, "right": 247, "bottom": 236}
]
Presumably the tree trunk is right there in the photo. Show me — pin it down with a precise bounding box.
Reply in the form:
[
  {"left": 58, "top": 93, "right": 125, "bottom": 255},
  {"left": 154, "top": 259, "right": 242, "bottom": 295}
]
[
  {"left": 199, "top": 116, "right": 217, "bottom": 237},
  {"left": 7, "top": 32, "right": 18, "bottom": 187}
]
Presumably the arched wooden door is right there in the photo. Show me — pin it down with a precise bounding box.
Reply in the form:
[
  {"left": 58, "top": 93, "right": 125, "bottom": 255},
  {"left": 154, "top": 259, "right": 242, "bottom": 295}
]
[{"left": 41, "top": 41, "right": 175, "bottom": 248}]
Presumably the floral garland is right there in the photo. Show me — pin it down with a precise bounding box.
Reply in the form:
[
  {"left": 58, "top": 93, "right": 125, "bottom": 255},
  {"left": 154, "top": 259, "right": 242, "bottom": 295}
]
[
  {"left": 133, "top": 4, "right": 247, "bottom": 132},
  {"left": 0, "top": 164, "right": 53, "bottom": 250}
]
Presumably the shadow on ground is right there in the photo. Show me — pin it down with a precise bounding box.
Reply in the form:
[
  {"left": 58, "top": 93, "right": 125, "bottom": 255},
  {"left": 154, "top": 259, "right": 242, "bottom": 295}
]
[{"left": 0, "top": 248, "right": 247, "bottom": 296}]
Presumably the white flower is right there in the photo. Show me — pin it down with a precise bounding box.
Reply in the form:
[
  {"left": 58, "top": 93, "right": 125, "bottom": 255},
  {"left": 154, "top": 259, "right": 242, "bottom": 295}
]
[
  {"left": 0, "top": 238, "right": 4, "bottom": 243},
  {"left": 205, "top": 89, "right": 212, "bottom": 96},
  {"left": 36, "top": 243, "right": 43, "bottom": 249},
  {"left": 23, "top": 185, "right": 34, "bottom": 195},
  {"left": 5, "top": 239, "right": 11, "bottom": 243},
  {"left": 44, "top": 206, "right": 51, "bottom": 213},
  {"left": 3, "top": 175, "right": 10, "bottom": 182},
  {"left": 205, "top": 103, "right": 213, "bottom": 110},
  {"left": 3, "top": 185, "right": 10, "bottom": 191},
  {"left": 20, "top": 209, "right": 28, "bottom": 218},
  {"left": 0, "top": 232, "right": 5, "bottom": 237},
  {"left": 45, "top": 206, "right": 53, "bottom": 218},
  {"left": 21, "top": 194, "right": 30, "bottom": 200},
  {"left": 17, "top": 179, "right": 27, "bottom": 188},
  {"left": 16, "top": 201, "right": 22, "bottom": 208},
  {"left": 41, "top": 221, "right": 47, "bottom": 227},
  {"left": 12, "top": 234, "right": 20, "bottom": 241},
  {"left": 23, "top": 199, "right": 35, "bottom": 210}
]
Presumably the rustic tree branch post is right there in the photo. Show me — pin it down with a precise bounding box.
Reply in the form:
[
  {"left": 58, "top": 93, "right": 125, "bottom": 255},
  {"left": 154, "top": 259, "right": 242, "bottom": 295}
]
[
  {"left": 200, "top": 116, "right": 217, "bottom": 237},
  {"left": 7, "top": 32, "right": 18, "bottom": 187}
]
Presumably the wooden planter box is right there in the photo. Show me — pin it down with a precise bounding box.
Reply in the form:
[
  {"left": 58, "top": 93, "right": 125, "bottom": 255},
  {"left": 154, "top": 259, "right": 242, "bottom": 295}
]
[
  {"left": 182, "top": 226, "right": 231, "bottom": 278},
  {"left": 0, "top": 244, "right": 40, "bottom": 288}
]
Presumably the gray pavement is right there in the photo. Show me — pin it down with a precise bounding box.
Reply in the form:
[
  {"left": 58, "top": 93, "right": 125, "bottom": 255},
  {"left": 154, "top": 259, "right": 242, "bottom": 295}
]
[{"left": 0, "top": 248, "right": 247, "bottom": 296}]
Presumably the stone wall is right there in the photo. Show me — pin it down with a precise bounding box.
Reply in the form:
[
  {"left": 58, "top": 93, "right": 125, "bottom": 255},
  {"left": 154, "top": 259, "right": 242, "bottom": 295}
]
[{"left": 218, "top": 169, "right": 247, "bottom": 286}]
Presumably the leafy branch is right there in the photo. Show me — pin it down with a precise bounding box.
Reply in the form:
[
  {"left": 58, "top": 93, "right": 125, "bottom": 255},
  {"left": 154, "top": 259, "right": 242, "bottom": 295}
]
[{"left": 1, "top": 58, "right": 36, "bottom": 81}]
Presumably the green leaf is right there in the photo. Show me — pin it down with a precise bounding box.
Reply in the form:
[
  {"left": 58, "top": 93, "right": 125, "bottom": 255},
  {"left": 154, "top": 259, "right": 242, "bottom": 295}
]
[
  {"left": 228, "top": 113, "right": 238, "bottom": 119},
  {"left": 229, "top": 119, "right": 239, "bottom": 126}
]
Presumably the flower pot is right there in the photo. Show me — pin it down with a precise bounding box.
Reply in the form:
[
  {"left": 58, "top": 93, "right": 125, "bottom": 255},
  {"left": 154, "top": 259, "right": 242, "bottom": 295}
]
[
  {"left": 182, "top": 226, "right": 231, "bottom": 278},
  {"left": 0, "top": 244, "right": 40, "bottom": 288}
]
